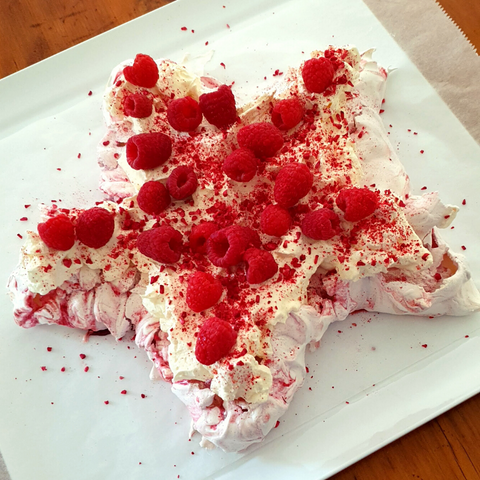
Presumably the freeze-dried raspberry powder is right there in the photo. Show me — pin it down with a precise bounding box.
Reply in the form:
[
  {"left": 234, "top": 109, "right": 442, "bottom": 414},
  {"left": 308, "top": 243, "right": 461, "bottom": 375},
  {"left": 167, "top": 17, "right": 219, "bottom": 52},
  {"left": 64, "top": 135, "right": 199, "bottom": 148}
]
[
  {"left": 207, "top": 225, "right": 255, "bottom": 267},
  {"left": 76, "top": 208, "right": 115, "bottom": 249},
  {"left": 137, "top": 181, "right": 170, "bottom": 215},
  {"left": 123, "top": 54, "right": 159, "bottom": 88},
  {"left": 189, "top": 222, "right": 218, "bottom": 254},
  {"left": 167, "top": 96, "right": 202, "bottom": 132},
  {"left": 123, "top": 93, "right": 153, "bottom": 118},
  {"left": 195, "top": 316, "right": 237, "bottom": 365},
  {"left": 223, "top": 148, "right": 258, "bottom": 182},
  {"left": 274, "top": 162, "right": 313, "bottom": 208},
  {"left": 126, "top": 132, "right": 172, "bottom": 170},
  {"left": 237, "top": 122, "right": 284, "bottom": 158},
  {"left": 336, "top": 187, "right": 379, "bottom": 221},
  {"left": 301, "top": 57, "right": 335, "bottom": 94},
  {"left": 186, "top": 271, "right": 223, "bottom": 312},
  {"left": 271, "top": 98, "right": 304, "bottom": 130},
  {"left": 301, "top": 208, "right": 340, "bottom": 240},
  {"left": 166, "top": 166, "right": 198, "bottom": 200},
  {"left": 260, "top": 205, "right": 292, "bottom": 237},
  {"left": 38, "top": 215, "right": 75, "bottom": 251},
  {"left": 243, "top": 248, "right": 278, "bottom": 284},
  {"left": 137, "top": 226, "right": 183, "bottom": 263},
  {"left": 199, "top": 85, "right": 237, "bottom": 129}
]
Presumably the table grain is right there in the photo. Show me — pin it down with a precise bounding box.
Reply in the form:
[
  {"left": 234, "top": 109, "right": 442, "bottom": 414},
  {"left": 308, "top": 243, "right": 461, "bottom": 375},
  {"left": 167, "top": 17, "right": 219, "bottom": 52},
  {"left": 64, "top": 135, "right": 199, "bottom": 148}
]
[{"left": 1, "top": 1, "right": 479, "bottom": 479}]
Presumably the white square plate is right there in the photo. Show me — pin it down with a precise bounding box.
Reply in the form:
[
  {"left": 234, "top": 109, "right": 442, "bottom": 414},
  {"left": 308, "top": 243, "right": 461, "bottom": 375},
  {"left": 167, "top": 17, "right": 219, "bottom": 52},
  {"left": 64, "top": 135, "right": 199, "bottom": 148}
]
[{"left": 1, "top": 0, "right": 479, "bottom": 479}]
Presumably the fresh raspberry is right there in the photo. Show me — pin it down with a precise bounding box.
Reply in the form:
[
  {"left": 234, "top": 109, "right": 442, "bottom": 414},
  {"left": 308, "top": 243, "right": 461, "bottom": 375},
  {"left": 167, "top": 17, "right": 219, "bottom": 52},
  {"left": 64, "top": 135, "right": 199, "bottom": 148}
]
[
  {"left": 195, "top": 316, "right": 237, "bottom": 365},
  {"left": 137, "top": 181, "right": 170, "bottom": 215},
  {"left": 189, "top": 222, "right": 218, "bottom": 254},
  {"left": 186, "top": 271, "right": 223, "bottom": 312},
  {"left": 198, "top": 85, "right": 237, "bottom": 129},
  {"left": 271, "top": 98, "right": 304, "bottom": 130},
  {"left": 237, "top": 122, "right": 284, "bottom": 158},
  {"left": 123, "top": 54, "right": 159, "bottom": 88},
  {"left": 136, "top": 225, "right": 183, "bottom": 263},
  {"left": 76, "top": 207, "right": 115, "bottom": 249},
  {"left": 336, "top": 187, "right": 379, "bottom": 222},
  {"left": 274, "top": 163, "right": 313, "bottom": 208},
  {"left": 243, "top": 248, "right": 278, "bottom": 284},
  {"left": 301, "top": 57, "right": 335, "bottom": 94},
  {"left": 246, "top": 227, "right": 262, "bottom": 249},
  {"left": 260, "top": 205, "right": 291, "bottom": 237},
  {"left": 166, "top": 166, "right": 198, "bottom": 200},
  {"left": 123, "top": 93, "right": 153, "bottom": 118},
  {"left": 301, "top": 208, "right": 341, "bottom": 240},
  {"left": 206, "top": 225, "right": 256, "bottom": 267},
  {"left": 223, "top": 148, "right": 257, "bottom": 182},
  {"left": 167, "top": 96, "right": 202, "bottom": 132},
  {"left": 38, "top": 215, "right": 75, "bottom": 251},
  {"left": 126, "top": 132, "right": 172, "bottom": 170}
]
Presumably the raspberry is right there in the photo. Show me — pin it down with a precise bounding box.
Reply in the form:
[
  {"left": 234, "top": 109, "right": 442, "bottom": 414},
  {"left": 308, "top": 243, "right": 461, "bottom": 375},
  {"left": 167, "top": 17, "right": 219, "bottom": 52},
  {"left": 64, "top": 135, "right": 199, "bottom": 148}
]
[
  {"left": 301, "top": 57, "right": 335, "bottom": 94},
  {"left": 136, "top": 225, "right": 183, "bottom": 263},
  {"left": 186, "top": 271, "right": 223, "bottom": 312},
  {"left": 243, "top": 248, "right": 278, "bottom": 284},
  {"left": 123, "top": 93, "right": 153, "bottom": 118},
  {"left": 271, "top": 98, "right": 304, "bottom": 130},
  {"left": 223, "top": 148, "right": 258, "bottom": 182},
  {"left": 237, "top": 122, "right": 284, "bottom": 158},
  {"left": 274, "top": 163, "right": 313, "bottom": 208},
  {"left": 189, "top": 222, "right": 218, "bottom": 254},
  {"left": 195, "top": 317, "right": 237, "bottom": 365},
  {"left": 198, "top": 85, "right": 237, "bottom": 129},
  {"left": 166, "top": 166, "right": 198, "bottom": 200},
  {"left": 38, "top": 215, "right": 75, "bottom": 251},
  {"left": 301, "top": 208, "right": 341, "bottom": 240},
  {"left": 137, "top": 181, "right": 170, "bottom": 215},
  {"left": 246, "top": 227, "right": 262, "bottom": 249},
  {"left": 126, "top": 132, "right": 172, "bottom": 170},
  {"left": 76, "top": 207, "right": 115, "bottom": 249},
  {"left": 167, "top": 96, "right": 202, "bottom": 132},
  {"left": 336, "top": 187, "right": 379, "bottom": 222},
  {"left": 260, "top": 205, "right": 291, "bottom": 237},
  {"left": 123, "top": 54, "right": 159, "bottom": 88},
  {"left": 206, "top": 225, "right": 256, "bottom": 267}
]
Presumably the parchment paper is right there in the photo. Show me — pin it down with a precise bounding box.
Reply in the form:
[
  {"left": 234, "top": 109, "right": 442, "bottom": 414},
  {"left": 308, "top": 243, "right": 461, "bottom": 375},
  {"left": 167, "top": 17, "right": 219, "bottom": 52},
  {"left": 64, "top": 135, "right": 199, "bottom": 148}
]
[
  {"left": 1, "top": 0, "right": 479, "bottom": 479},
  {"left": 363, "top": 0, "right": 480, "bottom": 143}
]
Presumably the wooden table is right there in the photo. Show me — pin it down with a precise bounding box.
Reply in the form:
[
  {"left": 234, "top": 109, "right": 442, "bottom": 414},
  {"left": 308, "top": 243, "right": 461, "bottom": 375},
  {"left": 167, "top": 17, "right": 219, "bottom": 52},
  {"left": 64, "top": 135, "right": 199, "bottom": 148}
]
[{"left": 1, "top": 1, "right": 479, "bottom": 479}]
